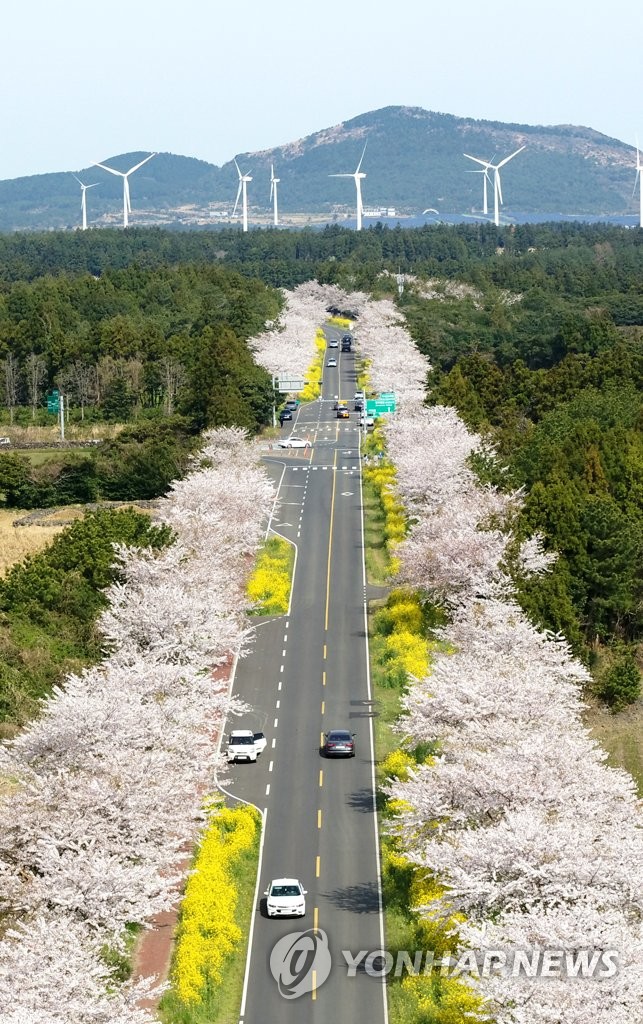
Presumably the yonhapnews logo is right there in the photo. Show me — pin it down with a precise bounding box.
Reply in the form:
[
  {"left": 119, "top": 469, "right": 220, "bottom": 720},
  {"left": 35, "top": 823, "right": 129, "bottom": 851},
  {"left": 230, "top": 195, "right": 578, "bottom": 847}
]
[{"left": 269, "top": 927, "right": 332, "bottom": 999}]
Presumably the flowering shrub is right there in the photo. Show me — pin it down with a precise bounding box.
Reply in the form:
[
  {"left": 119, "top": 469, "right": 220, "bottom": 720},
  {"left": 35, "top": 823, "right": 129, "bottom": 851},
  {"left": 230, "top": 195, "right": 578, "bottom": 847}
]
[
  {"left": 299, "top": 330, "right": 326, "bottom": 402},
  {"left": 372, "top": 589, "right": 429, "bottom": 690},
  {"left": 381, "top": 749, "right": 415, "bottom": 781},
  {"left": 363, "top": 458, "right": 406, "bottom": 574},
  {"left": 327, "top": 316, "right": 352, "bottom": 329},
  {"left": 246, "top": 536, "right": 292, "bottom": 615},
  {"left": 172, "top": 804, "right": 259, "bottom": 1005}
]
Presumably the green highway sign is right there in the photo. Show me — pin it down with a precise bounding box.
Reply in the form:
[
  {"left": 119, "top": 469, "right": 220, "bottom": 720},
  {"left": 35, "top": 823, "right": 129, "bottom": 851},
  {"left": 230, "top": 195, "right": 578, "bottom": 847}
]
[
  {"left": 366, "top": 398, "right": 396, "bottom": 415},
  {"left": 47, "top": 390, "right": 59, "bottom": 413}
]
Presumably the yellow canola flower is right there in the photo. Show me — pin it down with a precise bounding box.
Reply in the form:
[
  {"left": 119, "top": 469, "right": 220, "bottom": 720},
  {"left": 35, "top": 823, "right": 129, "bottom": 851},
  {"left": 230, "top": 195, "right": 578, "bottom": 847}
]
[
  {"left": 384, "top": 628, "right": 429, "bottom": 679},
  {"left": 382, "top": 749, "right": 415, "bottom": 781},
  {"left": 247, "top": 537, "right": 292, "bottom": 614},
  {"left": 172, "top": 805, "right": 259, "bottom": 1005},
  {"left": 401, "top": 973, "right": 483, "bottom": 1023}
]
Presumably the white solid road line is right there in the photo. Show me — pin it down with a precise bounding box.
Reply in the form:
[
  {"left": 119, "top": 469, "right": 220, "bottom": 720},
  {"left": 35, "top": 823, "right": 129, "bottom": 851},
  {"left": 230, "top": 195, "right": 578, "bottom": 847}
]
[{"left": 239, "top": 807, "right": 268, "bottom": 1019}]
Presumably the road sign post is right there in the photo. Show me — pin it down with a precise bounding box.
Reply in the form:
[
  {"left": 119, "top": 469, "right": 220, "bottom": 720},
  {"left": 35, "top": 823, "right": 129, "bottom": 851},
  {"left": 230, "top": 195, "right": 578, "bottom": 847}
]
[{"left": 47, "top": 390, "right": 59, "bottom": 414}]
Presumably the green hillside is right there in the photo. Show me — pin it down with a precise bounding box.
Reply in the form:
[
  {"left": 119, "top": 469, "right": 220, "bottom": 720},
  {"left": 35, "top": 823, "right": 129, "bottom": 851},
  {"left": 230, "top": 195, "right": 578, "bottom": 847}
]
[{"left": 0, "top": 106, "right": 639, "bottom": 230}]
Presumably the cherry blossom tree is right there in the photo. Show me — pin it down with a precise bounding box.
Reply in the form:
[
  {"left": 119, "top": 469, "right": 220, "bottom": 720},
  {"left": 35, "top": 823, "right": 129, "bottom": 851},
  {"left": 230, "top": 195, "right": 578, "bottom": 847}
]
[
  {"left": 0, "top": 426, "right": 275, "bottom": 1019},
  {"left": 346, "top": 288, "right": 643, "bottom": 1023}
]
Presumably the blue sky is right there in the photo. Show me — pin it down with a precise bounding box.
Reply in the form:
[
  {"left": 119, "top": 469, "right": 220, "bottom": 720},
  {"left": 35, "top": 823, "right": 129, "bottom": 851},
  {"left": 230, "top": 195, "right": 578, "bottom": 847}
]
[{"left": 3, "top": 0, "right": 641, "bottom": 179}]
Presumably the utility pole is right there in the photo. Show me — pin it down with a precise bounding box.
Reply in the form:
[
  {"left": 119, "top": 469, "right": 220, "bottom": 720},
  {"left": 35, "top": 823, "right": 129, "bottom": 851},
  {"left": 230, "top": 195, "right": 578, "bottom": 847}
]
[{"left": 59, "top": 393, "right": 65, "bottom": 441}]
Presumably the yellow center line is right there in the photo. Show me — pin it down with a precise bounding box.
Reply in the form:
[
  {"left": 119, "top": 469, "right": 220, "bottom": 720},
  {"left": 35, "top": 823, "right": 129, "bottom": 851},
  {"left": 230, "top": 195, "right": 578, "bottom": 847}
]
[
  {"left": 322, "top": 670, "right": 326, "bottom": 686},
  {"left": 321, "top": 700, "right": 325, "bottom": 715},
  {"left": 323, "top": 644, "right": 327, "bottom": 660},
  {"left": 316, "top": 855, "right": 321, "bottom": 877},
  {"left": 319, "top": 770, "right": 323, "bottom": 787},
  {"left": 312, "top": 969, "right": 317, "bottom": 1000},
  {"left": 318, "top": 808, "right": 322, "bottom": 828},
  {"left": 324, "top": 449, "right": 338, "bottom": 631},
  {"left": 320, "top": 730, "right": 324, "bottom": 747},
  {"left": 314, "top": 906, "right": 319, "bottom": 933}
]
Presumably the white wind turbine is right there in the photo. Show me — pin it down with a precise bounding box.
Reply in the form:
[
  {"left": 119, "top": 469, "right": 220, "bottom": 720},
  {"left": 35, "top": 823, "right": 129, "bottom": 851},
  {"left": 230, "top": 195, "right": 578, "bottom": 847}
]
[
  {"left": 93, "top": 153, "right": 156, "bottom": 227},
  {"left": 329, "top": 144, "right": 367, "bottom": 231},
  {"left": 270, "top": 164, "right": 280, "bottom": 226},
  {"left": 463, "top": 153, "right": 493, "bottom": 215},
  {"left": 233, "top": 159, "right": 253, "bottom": 232},
  {"left": 464, "top": 146, "right": 525, "bottom": 225},
  {"left": 633, "top": 139, "right": 643, "bottom": 228},
  {"left": 72, "top": 175, "right": 99, "bottom": 230}
]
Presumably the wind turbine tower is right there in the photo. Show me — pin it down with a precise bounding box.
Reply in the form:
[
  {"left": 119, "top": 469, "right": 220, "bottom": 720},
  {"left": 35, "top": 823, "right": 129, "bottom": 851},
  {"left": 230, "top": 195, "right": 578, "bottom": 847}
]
[
  {"left": 233, "top": 159, "right": 253, "bottom": 232},
  {"left": 329, "top": 144, "right": 368, "bottom": 231},
  {"left": 93, "top": 153, "right": 156, "bottom": 227},
  {"left": 634, "top": 140, "right": 643, "bottom": 228},
  {"left": 270, "top": 164, "right": 280, "bottom": 226},
  {"left": 73, "top": 175, "right": 99, "bottom": 230}
]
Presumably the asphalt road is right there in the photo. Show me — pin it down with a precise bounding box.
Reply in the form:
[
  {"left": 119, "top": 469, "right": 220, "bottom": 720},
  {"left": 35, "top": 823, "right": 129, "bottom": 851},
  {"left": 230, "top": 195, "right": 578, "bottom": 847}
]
[{"left": 224, "top": 329, "right": 388, "bottom": 1022}]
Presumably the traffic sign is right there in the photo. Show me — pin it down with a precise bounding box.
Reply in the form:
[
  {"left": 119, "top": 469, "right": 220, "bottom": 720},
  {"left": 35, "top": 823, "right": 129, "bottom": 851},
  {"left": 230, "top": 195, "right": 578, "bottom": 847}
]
[
  {"left": 366, "top": 393, "right": 397, "bottom": 417},
  {"left": 366, "top": 395, "right": 396, "bottom": 415},
  {"left": 47, "top": 390, "right": 59, "bottom": 413}
]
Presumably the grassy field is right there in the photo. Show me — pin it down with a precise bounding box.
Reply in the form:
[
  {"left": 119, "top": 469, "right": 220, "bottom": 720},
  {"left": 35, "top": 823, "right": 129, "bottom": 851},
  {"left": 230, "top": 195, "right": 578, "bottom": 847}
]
[
  {"left": 0, "top": 423, "right": 123, "bottom": 443},
  {"left": 0, "top": 508, "right": 66, "bottom": 575},
  {"left": 20, "top": 448, "right": 89, "bottom": 467},
  {"left": 584, "top": 699, "right": 643, "bottom": 796}
]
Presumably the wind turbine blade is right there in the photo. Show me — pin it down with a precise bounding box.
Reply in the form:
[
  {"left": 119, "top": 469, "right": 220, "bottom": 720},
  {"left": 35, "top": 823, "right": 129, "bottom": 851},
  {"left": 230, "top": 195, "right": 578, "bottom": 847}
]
[
  {"left": 234, "top": 158, "right": 243, "bottom": 179},
  {"left": 356, "top": 142, "right": 367, "bottom": 173},
  {"left": 86, "top": 182, "right": 99, "bottom": 190},
  {"left": 464, "top": 153, "right": 490, "bottom": 168},
  {"left": 124, "top": 178, "right": 131, "bottom": 213},
  {"left": 497, "top": 145, "right": 526, "bottom": 168},
  {"left": 329, "top": 173, "right": 352, "bottom": 178},
  {"left": 73, "top": 174, "right": 84, "bottom": 186},
  {"left": 497, "top": 172, "right": 504, "bottom": 206},
  {"left": 270, "top": 179, "right": 274, "bottom": 201},
  {"left": 94, "top": 161, "right": 124, "bottom": 178},
  {"left": 126, "top": 153, "right": 156, "bottom": 175}
]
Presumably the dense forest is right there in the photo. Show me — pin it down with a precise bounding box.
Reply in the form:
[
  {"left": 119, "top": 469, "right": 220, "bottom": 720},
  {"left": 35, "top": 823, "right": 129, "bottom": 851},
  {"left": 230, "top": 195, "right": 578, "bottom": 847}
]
[
  {"left": 0, "top": 222, "right": 641, "bottom": 696},
  {"left": 0, "top": 260, "right": 281, "bottom": 504}
]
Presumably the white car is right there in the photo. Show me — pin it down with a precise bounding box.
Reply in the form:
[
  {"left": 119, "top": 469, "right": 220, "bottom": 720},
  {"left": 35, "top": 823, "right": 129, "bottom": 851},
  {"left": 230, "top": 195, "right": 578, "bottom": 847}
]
[
  {"left": 360, "top": 415, "right": 375, "bottom": 428},
  {"left": 277, "top": 436, "right": 311, "bottom": 449},
  {"left": 227, "top": 729, "right": 267, "bottom": 763},
  {"left": 328, "top": 339, "right": 339, "bottom": 348},
  {"left": 354, "top": 390, "right": 365, "bottom": 402},
  {"left": 264, "top": 878, "right": 307, "bottom": 917},
  {"left": 327, "top": 357, "right": 337, "bottom": 367}
]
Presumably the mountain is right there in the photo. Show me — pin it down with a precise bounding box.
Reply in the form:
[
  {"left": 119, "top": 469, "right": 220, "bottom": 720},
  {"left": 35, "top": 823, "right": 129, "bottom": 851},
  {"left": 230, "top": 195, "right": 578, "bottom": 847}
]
[{"left": 0, "top": 106, "right": 638, "bottom": 231}]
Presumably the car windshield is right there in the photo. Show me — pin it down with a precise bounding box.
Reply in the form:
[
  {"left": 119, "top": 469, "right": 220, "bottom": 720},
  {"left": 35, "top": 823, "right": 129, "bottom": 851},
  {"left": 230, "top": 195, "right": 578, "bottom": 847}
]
[
  {"left": 271, "top": 885, "right": 300, "bottom": 897},
  {"left": 231, "top": 735, "right": 253, "bottom": 745}
]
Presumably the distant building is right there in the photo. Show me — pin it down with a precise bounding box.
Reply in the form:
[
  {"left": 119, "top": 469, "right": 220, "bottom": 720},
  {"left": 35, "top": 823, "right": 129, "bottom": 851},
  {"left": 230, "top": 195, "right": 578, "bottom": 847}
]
[{"left": 363, "top": 207, "right": 397, "bottom": 218}]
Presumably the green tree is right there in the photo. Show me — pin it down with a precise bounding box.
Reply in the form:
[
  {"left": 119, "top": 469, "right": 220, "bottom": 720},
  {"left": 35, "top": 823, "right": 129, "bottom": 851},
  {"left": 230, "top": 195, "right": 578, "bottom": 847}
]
[{"left": 598, "top": 654, "right": 641, "bottom": 710}]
